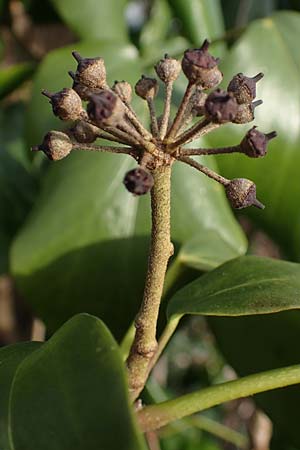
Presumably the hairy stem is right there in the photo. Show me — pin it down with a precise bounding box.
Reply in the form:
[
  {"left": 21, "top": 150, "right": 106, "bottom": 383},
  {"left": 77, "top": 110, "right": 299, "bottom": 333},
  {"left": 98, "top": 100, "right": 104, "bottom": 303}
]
[
  {"left": 73, "top": 144, "right": 137, "bottom": 158},
  {"left": 178, "top": 156, "right": 229, "bottom": 185},
  {"left": 138, "top": 364, "right": 300, "bottom": 432},
  {"left": 127, "top": 165, "right": 173, "bottom": 401},
  {"left": 166, "top": 81, "right": 195, "bottom": 140},
  {"left": 168, "top": 119, "right": 220, "bottom": 149},
  {"left": 159, "top": 81, "right": 173, "bottom": 139},
  {"left": 180, "top": 145, "right": 240, "bottom": 156},
  {"left": 147, "top": 97, "right": 159, "bottom": 138}
]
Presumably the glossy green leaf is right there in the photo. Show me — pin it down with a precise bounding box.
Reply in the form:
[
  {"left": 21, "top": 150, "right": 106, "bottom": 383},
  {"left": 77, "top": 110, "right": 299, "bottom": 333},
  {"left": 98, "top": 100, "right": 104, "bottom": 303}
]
[
  {"left": 50, "top": 0, "right": 128, "bottom": 41},
  {"left": 167, "top": 0, "right": 225, "bottom": 47},
  {"left": 0, "top": 103, "right": 38, "bottom": 274},
  {"left": 0, "top": 342, "right": 41, "bottom": 450},
  {"left": 0, "top": 63, "right": 35, "bottom": 100},
  {"left": 168, "top": 256, "right": 300, "bottom": 319},
  {"left": 9, "top": 314, "right": 146, "bottom": 450},
  {"left": 11, "top": 41, "right": 246, "bottom": 338},
  {"left": 209, "top": 311, "right": 300, "bottom": 448},
  {"left": 207, "top": 11, "right": 300, "bottom": 260}
]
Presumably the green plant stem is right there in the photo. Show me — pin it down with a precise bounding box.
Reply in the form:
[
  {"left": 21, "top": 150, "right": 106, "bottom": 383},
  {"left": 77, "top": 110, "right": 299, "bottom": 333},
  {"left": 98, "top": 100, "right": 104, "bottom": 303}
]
[
  {"left": 147, "top": 315, "right": 181, "bottom": 375},
  {"left": 127, "top": 165, "right": 173, "bottom": 401},
  {"left": 138, "top": 364, "right": 300, "bottom": 432},
  {"left": 161, "top": 415, "right": 248, "bottom": 449}
]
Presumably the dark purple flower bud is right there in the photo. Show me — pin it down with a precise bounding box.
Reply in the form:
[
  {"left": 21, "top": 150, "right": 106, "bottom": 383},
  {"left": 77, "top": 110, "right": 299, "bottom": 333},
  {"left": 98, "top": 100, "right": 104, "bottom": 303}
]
[{"left": 123, "top": 167, "right": 154, "bottom": 195}]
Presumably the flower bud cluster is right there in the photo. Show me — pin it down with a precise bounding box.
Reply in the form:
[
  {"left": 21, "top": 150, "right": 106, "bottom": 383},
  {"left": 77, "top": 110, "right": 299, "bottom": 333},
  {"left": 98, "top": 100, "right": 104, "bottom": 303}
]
[{"left": 33, "top": 40, "right": 276, "bottom": 210}]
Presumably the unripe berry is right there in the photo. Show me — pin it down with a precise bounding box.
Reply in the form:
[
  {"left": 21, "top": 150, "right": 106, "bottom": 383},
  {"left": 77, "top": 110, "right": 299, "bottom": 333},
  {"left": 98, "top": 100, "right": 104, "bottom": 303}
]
[
  {"left": 42, "top": 88, "right": 84, "bottom": 121},
  {"left": 227, "top": 72, "right": 264, "bottom": 104},
  {"left": 205, "top": 89, "right": 238, "bottom": 123},
  {"left": 135, "top": 76, "right": 159, "bottom": 100},
  {"left": 182, "top": 39, "right": 223, "bottom": 88},
  {"left": 240, "top": 126, "right": 277, "bottom": 158},
  {"left": 225, "top": 178, "right": 264, "bottom": 209},
  {"left": 155, "top": 54, "right": 181, "bottom": 83},
  {"left": 232, "top": 100, "right": 263, "bottom": 124},
  {"left": 72, "top": 51, "right": 107, "bottom": 89},
  {"left": 70, "top": 120, "right": 99, "bottom": 143},
  {"left": 32, "top": 131, "right": 73, "bottom": 160},
  {"left": 87, "top": 90, "right": 125, "bottom": 127},
  {"left": 123, "top": 167, "right": 154, "bottom": 195},
  {"left": 112, "top": 80, "right": 132, "bottom": 104}
]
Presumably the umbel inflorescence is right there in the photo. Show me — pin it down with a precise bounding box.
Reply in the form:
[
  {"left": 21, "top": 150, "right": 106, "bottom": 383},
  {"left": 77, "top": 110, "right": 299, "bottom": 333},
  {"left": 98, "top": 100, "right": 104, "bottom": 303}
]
[{"left": 33, "top": 40, "right": 277, "bottom": 209}]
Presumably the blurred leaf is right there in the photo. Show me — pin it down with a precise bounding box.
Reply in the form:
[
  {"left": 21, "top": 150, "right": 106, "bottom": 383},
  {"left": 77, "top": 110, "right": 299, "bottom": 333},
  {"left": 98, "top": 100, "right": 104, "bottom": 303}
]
[
  {"left": 9, "top": 314, "right": 146, "bottom": 450},
  {"left": 0, "top": 342, "right": 41, "bottom": 450},
  {"left": 50, "top": 0, "right": 128, "bottom": 41},
  {"left": 209, "top": 311, "right": 300, "bottom": 448},
  {"left": 140, "top": 0, "right": 172, "bottom": 52},
  {"left": 177, "top": 229, "right": 246, "bottom": 271},
  {"left": 0, "top": 103, "right": 38, "bottom": 274},
  {"left": 12, "top": 42, "right": 246, "bottom": 339},
  {"left": 142, "top": 36, "right": 190, "bottom": 68},
  {"left": 168, "top": 255, "right": 300, "bottom": 318},
  {"left": 221, "top": 0, "right": 277, "bottom": 29},
  {"left": 167, "top": 0, "right": 226, "bottom": 49},
  {"left": 0, "top": 62, "right": 35, "bottom": 100},
  {"left": 207, "top": 11, "right": 300, "bottom": 260}
]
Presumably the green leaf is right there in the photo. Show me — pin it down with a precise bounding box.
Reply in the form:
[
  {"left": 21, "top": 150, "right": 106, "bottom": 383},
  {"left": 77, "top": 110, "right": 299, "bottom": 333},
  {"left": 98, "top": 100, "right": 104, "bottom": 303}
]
[
  {"left": 220, "top": 0, "right": 277, "bottom": 29},
  {"left": 0, "top": 62, "right": 35, "bottom": 100},
  {"left": 207, "top": 11, "right": 300, "bottom": 260},
  {"left": 209, "top": 312, "right": 300, "bottom": 448},
  {"left": 140, "top": 0, "right": 172, "bottom": 52},
  {"left": 167, "top": 0, "right": 225, "bottom": 47},
  {"left": 50, "top": 0, "right": 128, "bottom": 42},
  {"left": 9, "top": 314, "right": 146, "bottom": 450},
  {"left": 168, "top": 255, "right": 300, "bottom": 319},
  {"left": 0, "top": 342, "right": 41, "bottom": 450},
  {"left": 11, "top": 42, "right": 246, "bottom": 339},
  {"left": 0, "top": 103, "right": 38, "bottom": 274}
]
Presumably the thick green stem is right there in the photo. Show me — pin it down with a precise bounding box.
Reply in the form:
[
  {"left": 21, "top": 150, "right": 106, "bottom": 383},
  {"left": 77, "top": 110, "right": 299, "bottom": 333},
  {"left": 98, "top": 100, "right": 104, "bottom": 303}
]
[
  {"left": 127, "top": 165, "right": 173, "bottom": 401},
  {"left": 138, "top": 364, "right": 300, "bottom": 432}
]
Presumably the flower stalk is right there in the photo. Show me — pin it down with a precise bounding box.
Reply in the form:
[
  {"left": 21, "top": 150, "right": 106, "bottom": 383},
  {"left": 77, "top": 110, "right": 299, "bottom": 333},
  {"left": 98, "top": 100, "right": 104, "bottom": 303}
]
[{"left": 34, "top": 40, "right": 276, "bottom": 405}]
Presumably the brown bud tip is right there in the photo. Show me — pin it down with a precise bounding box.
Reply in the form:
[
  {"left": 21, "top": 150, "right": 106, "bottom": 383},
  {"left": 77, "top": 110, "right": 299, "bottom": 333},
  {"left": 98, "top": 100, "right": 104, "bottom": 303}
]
[
  {"left": 123, "top": 167, "right": 154, "bottom": 196},
  {"left": 232, "top": 100, "right": 262, "bottom": 124},
  {"left": 182, "top": 39, "right": 222, "bottom": 88},
  {"left": 225, "top": 178, "right": 264, "bottom": 209},
  {"left": 73, "top": 52, "right": 107, "bottom": 89},
  {"left": 240, "top": 126, "right": 277, "bottom": 158},
  {"left": 70, "top": 120, "right": 99, "bottom": 143},
  {"left": 72, "top": 51, "right": 83, "bottom": 62},
  {"left": 87, "top": 90, "right": 125, "bottom": 127},
  {"left": 36, "top": 131, "right": 73, "bottom": 161},
  {"left": 266, "top": 131, "right": 277, "bottom": 140},
  {"left": 41, "top": 89, "right": 53, "bottom": 99},
  {"left": 135, "top": 76, "right": 159, "bottom": 100},
  {"left": 227, "top": 72, "right": 264, "bottom": 104},
  {"left": 68, "top": 71, "right": 76, "bottom": 80},
  {"left": 112, "top": 80, "right": 132, "bottom": 104},
  {"left": 205, "top": 89, "right": 238, "bottom": 123},
  {"left": 154, "top": 55, "right": 181, "bottom": 83},
  {"left": 42, "top": 88, "right": 84, "bottom": 121}
]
